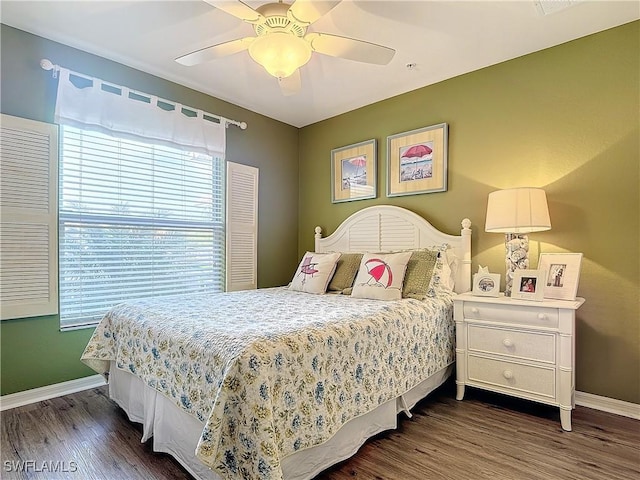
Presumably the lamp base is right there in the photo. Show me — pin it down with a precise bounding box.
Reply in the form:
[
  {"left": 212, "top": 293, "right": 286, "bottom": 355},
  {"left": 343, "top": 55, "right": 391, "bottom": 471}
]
[{"left": 504, "top": 233, "right": 529, "bottom": 296}]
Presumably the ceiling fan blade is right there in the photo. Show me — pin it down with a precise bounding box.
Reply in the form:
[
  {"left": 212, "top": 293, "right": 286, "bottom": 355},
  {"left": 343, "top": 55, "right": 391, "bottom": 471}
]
[
  {"left": 288, "top": 0, "right": 341, "bottom": 26},
  {"left": 278, "top": 69, "right": 301, "bottom": 96},
  {"left": 176, "top": 37, "right": 254, "bottom": 66},
  {"left": 203, "top": 0, "right": 264, "bottom": 23},
  {"left": 306, "top": 32, "right": 395, "bottom": 65}
]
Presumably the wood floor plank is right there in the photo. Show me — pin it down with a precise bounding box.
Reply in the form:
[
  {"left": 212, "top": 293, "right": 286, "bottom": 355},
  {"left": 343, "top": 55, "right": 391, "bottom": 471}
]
[{"left": 1, "top": 382, "right": 638, "bottom": 479}]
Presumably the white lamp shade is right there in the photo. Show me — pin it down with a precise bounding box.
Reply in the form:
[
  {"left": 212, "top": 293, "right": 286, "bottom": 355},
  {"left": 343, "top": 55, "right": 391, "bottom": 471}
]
[{"left": 485, "top": 188, "right": 551, "bottom": 233}]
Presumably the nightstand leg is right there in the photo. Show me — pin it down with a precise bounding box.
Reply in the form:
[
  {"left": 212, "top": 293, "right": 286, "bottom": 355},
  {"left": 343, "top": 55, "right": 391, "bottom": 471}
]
[
  {"left": 560, "top": 408, "right": 572, "bottom": 431},
  {"left": 456, "top": 383, "right": 465, "bottom": 401}
]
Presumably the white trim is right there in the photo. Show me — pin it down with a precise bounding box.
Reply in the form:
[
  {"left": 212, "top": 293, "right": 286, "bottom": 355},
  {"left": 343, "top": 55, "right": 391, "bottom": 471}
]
[
  {"left": 1, "top": 376, "right": 637, "bottom": 421},
  {"left": 575, "top": 391, "right": 640, "bottom": 420},
  {"left": 0, "top": 375, "right": 106, "bottom": 411}
]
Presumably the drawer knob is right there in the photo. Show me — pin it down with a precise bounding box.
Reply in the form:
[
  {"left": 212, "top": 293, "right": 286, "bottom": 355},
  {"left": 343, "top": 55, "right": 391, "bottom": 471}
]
[
  {"left": 471, "top": 307, "right": 479, "bottom": 314},
  {"left": 503, "top": 370, "right": 514, "bottom": 380},
  {"left": 502, "top": 338, "right": 514, "bottom": 348},
  {"left": 537, "top": 313, "right": 547, "bottom": 320}
]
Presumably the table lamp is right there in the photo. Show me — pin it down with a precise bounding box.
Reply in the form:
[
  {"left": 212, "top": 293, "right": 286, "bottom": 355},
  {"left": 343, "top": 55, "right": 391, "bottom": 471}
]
[{"left": 485, "top": 188, "right": 551, "bottom": 296}]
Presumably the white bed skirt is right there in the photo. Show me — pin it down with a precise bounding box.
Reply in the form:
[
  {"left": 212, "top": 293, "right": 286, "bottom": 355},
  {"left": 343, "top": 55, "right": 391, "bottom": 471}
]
[{"left": 109, "top": 362, "right": 452, "bottom": 480}]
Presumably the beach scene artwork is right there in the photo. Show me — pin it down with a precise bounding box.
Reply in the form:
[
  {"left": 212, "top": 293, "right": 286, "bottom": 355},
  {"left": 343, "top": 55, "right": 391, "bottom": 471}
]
[
  {"left": 399, "top": 141, "right": 433, "bottom": 182},
  {"left": 341, "top": 155, "right": 368, "bottom": 190}
]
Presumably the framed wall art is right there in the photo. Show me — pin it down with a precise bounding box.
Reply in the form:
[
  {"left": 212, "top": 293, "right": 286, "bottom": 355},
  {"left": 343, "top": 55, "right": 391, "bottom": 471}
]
[
  {"left": 331, "top": 139, "right": 377, "bottom": 203},
  {"left": 386, "top": 123, "right": 448, "bottom": 197},
  {"left": 511, "top": 269, "right": 546, "bottom": 301},
  {"left": 538, "top": 253, "right": 583, "bottom": 300}
]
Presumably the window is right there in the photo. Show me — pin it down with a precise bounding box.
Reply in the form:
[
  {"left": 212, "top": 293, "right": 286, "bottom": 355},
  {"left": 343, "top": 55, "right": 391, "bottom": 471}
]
[{"left": 58, "top": 126, "right": 225, "bottom": 329}]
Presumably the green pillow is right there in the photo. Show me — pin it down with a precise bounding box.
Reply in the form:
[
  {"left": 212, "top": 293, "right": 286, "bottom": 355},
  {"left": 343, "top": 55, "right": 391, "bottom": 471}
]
[
  {"left": 402, "top": 249, "right": 438, "bottom": 299},
  {"left": 328, "top": 253, "right": 363, "bottom": 292}
]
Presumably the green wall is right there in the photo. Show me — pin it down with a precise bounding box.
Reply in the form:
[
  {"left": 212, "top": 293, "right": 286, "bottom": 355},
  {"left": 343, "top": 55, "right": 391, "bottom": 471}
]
[
  {"left": 299, "top": 22, "right": 639, "bottom": 404},
  {"left": 2, "top": 22, "right": 638, "bottom": 404},
  {"left": 0, "top": 25, "right": 300, "bottom": 395}
]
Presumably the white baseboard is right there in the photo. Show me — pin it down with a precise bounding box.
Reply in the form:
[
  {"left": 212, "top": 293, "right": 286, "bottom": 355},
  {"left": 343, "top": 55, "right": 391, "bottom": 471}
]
[
  {"left": 0, "top": 374, "right": 106, "bottom": 411},
  {"left": 1, "top": 377, "right": 638, "bottom": 421},
  {"left": 575, "top": 390, "right": 640, "bottom": 420}
]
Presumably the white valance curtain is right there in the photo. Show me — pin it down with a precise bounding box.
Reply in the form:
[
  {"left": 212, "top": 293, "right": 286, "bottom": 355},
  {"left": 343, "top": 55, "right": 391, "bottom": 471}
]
[{"left": 54, "top": 68, "right": 226, "bottom": 157}]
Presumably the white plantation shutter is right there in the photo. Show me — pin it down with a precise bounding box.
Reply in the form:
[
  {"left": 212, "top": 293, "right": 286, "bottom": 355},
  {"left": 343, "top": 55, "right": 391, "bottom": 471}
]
[
  {"left": 58, "top": 126, "right": 226, "bottom": 328},
  {"left": 0, "top": 114, "right": 59, "bottom": 320},
  {"left": 226, "top": 162, "right": 258, "bottom": 291}
]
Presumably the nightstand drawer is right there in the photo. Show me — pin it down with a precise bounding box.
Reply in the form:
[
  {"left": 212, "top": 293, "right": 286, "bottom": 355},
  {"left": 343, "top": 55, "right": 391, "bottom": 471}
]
[
  {"left": 463, "top": 302, "right": 559, "bottom": 328},
  {"left": 467, "top": 355, "right": 555, "bottom": 398},
  {"left": 467, "top": 325, "right": 555, "bottom": 363}
]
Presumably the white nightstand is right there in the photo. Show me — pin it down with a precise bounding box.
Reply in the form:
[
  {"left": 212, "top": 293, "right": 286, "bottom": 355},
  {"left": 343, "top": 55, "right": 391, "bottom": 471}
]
[{"left": 454, "top": 292, "right": 585, "bottom": 431}]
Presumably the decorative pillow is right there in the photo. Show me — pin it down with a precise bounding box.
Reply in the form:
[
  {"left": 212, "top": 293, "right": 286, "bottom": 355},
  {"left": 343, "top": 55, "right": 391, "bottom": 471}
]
[
  {"left": 289, "top": 252, "right": 341, "bottom": 294},
  {"left": 351, "top": 252, "right": 412, "bottom": 301},
  {"left": 328, "top": 253, "right": 363, "bottom": 292},
  {"left": 402, "top": 249, "right": 439, "bottom": 299},
  {"left": 426, "top": 244, "right": 459, "bottom": 297},
  {"left": 442, "top": 248, "right": 459, "bottom": 290}
]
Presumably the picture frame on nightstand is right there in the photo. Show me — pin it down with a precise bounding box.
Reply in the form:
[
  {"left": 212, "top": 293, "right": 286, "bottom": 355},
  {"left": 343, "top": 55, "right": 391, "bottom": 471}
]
[
  {"left": 511, "top": 269, "right": 546, "bottom": 301},
  {"left": 472, "top": 273, "right": 501, "bottom": 297},
  {"left": 538, "top": 252, "right": 583, "bottom": 301}
]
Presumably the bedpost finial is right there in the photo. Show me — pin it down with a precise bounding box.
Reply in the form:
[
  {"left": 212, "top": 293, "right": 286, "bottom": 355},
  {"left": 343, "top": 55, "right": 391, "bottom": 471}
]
[
  {"left": 315, "top": 226, "right": 322, "bottom": 237},
  {"left": 461, "top": 218, "right": 471, "bottom": 230}
]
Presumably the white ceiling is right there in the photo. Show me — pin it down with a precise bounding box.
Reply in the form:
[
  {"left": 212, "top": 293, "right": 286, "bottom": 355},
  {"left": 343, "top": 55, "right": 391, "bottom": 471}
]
[{"left": 2, "top": 1, "right": 638, "bottom": 127}]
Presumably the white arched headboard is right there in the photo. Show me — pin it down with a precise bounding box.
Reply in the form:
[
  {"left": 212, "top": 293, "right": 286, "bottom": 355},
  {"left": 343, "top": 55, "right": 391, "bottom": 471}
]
[{"left": 315, "top": 205, "right": 472, "bottom": 293}]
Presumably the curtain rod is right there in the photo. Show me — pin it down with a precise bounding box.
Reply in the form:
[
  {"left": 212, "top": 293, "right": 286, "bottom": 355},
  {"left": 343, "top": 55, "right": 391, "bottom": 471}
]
[{"left": 40, "top": 58, "right": 247, "bottom": 130}]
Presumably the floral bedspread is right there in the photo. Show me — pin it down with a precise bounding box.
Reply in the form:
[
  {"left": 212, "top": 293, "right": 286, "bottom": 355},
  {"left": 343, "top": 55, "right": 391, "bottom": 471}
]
[{"left": 81, "top": 287, "right": 454, "bottom": 480}]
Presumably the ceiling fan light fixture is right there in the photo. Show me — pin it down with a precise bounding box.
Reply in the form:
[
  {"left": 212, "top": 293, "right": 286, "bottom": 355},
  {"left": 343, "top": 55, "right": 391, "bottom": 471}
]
[{"left": 249, "top": 32, "right": 312, "bottom": 79}]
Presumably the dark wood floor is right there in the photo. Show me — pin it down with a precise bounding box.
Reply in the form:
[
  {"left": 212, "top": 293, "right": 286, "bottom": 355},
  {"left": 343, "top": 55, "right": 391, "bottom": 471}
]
[{"left": 1, "top": 381, "right": 638, "bottom": 480}]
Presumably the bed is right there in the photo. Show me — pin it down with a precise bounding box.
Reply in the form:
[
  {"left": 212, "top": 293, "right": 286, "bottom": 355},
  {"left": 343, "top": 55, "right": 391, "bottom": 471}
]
[{"left": 81, "top": 205, "right": 472, "bottom": 480}]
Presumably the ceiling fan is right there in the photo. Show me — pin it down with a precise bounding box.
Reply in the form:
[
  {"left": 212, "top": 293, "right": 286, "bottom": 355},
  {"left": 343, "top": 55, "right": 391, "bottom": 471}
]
[{"left": 176, "top": 0, "right": 396, "bottom": 95}]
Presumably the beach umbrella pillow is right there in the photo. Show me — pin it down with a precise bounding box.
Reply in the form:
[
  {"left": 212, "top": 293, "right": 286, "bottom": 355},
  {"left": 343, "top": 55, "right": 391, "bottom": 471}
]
[
  {"left": 351, "top": 252, "right": 413, "bottom": 300},
  {"left": 289, "top": 252, "right": 341, "bottom": 294}
]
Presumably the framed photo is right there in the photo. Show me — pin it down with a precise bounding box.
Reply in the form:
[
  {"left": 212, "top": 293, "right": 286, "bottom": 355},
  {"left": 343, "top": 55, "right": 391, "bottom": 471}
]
[
  {"left": 386, "top": 123, "right": 448, "bottom": 197},
  {"left": 472, "top": 273, "right": 501, "bottom": 297},
  {"left": 538, "top": 253, "right": 583, "bottom": 300},
  {"left": 512, "top": 269, "right": 545, "bottom": 301},
  {"left": 331, "top": 139, "right": 377, "bottom": 203}
]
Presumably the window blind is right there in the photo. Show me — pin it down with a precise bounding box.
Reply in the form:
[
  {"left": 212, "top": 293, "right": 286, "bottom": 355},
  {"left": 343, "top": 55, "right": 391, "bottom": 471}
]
[{"left": 59, "top": 126, "right": 225, "bottom": 328}]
